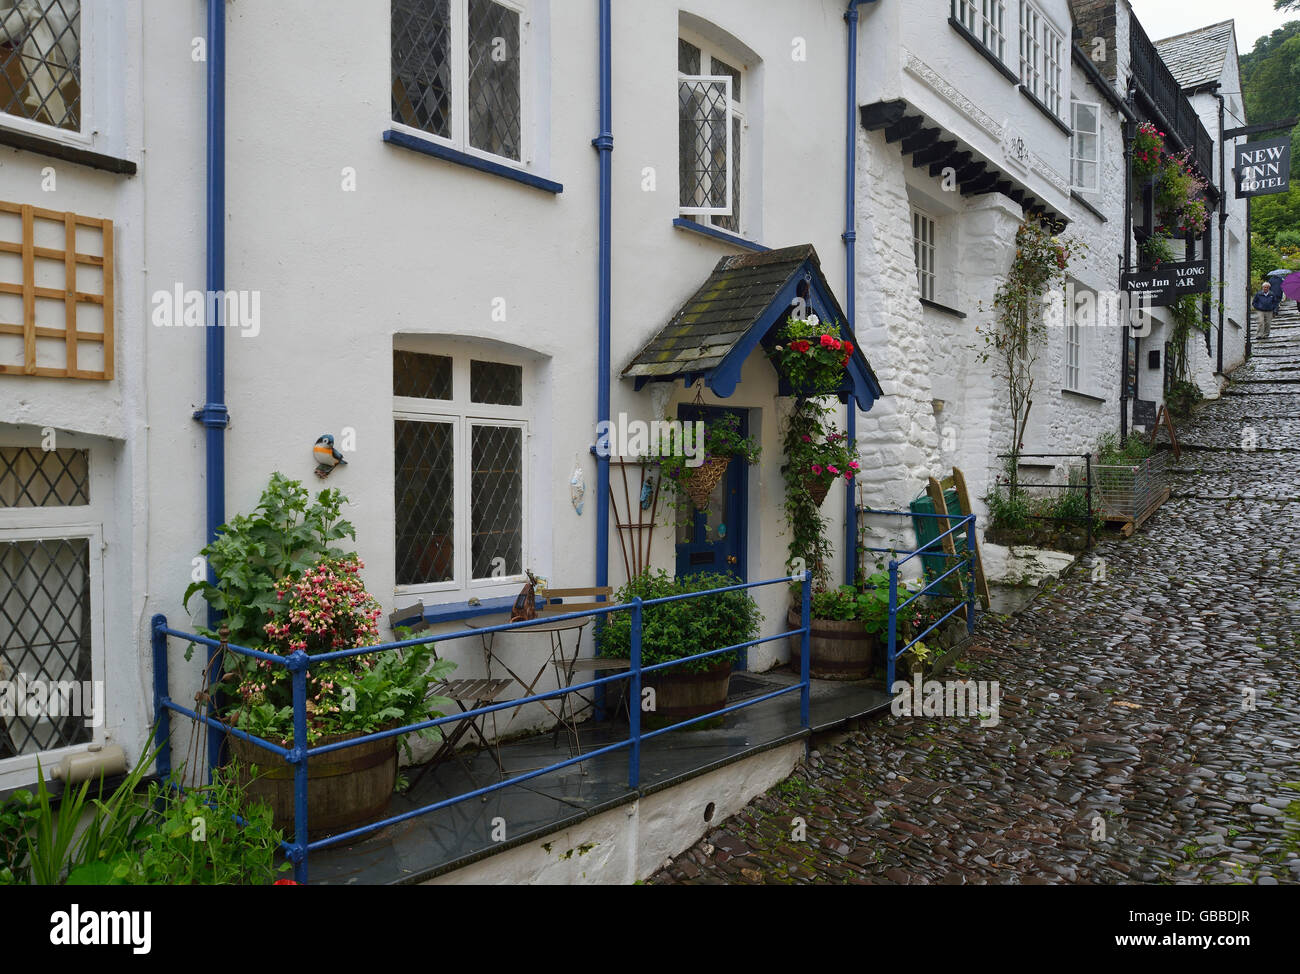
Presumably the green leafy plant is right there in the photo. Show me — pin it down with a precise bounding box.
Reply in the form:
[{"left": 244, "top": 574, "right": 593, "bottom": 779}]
[
  {"left": 654, "top": 412, "right": 761, "bottom": 522},
  {"left": 183, "top": 472, "right": 356, "bottom": 652},
  {"left": 1139, "top": 232, "right": 1175, "bottom": 268},
  {"left": 1165, "top": 378, "right": 1204, "bottom": 419},
  {"left": 1097, "top": 431, "right": 1153, "bottom": 466},
  {"left": 225, "top": 556, "right": 454, "bottom": 748},
  {"left": 770, "top": 314, "right": 856, "bottom": 396},
  {"left": 976, "top": 220, "right": 1082, "bottom": 494},
  {"left": 1131, "top": 122, "right": 1164, "bottom": 182},
  {"left": 597, "top": 570, "right": 762, "bottom": 673}
]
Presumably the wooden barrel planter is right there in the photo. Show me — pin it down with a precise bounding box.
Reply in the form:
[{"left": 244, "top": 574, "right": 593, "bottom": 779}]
[
  {"left": 641, "top": 659, "right": 732, "bottom": 730},
  {"left": 787, "top": 609, "right": 879, "bottom": 680},
  {"left": 228, "top": 728, "right": 397, "bottom": 839}
]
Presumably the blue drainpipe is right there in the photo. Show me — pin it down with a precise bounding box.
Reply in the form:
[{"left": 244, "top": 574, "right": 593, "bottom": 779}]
[
  {"left": 593, "top": 0, "right": 613, "bottom": 592},
  {"left": 843, "top": 0, "right": 877, "bottom": 586},
  {"left": 192, "top": 0, "right": 229, "bottom": 777}
]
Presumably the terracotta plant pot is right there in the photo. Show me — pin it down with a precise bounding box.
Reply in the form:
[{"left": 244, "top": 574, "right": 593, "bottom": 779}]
[
  {"left": 640, "top": 659, "right": 733, "bottom": 729},
  {"left": 787, "top": 608, "right": 879, "bottom": 680},
  {"left": 228, "top": 727, "right": 397, "bottom": 840}
]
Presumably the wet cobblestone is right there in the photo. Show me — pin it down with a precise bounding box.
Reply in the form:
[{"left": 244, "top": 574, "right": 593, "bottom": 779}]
[{"left": 651, "top": 311, "right": 1300, "bottom": 885}]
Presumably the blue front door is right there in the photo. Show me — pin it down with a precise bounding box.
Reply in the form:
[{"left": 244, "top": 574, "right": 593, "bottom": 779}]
[{"left": 675, "top": 406, "right": 749, "bottom": 664}]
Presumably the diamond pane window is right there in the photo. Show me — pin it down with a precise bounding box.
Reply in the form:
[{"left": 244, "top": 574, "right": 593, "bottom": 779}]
[
  {"left": 394, "top": 420, "right": 455, "bottom": 585},
  {"left": 0, "top": 447, "right": 88, "bottom": 507},
  {"left": 678, "top": 76, "right": 732, "bottom": 214},
  {"left": 470, "top": 359, "right": 522, "bottom": 405},
  {"left": 677, "top": 38, "right": 700, "bottom": 75},
  {"left": 0, "top": 0, "right": 80, "bottom": 132},
  {"left": 394, "top": 350, "right": 453, "bottom": 400},
  {"left": 0, "top": 537, "right": 93, "bottom": 759},
  {"left": 392, "top": 0, "right": 453, "bottom": 139},
  {"left": 470, "top": 425, "right": 522, "bottom": 579},
  {"left": 467, "top": 0, "right": 521, "bottom": 161}
]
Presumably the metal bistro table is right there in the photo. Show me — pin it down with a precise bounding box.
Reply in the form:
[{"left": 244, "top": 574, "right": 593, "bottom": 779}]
[{"left": 465, "top": 607, "right": 597, "bottom": 770}]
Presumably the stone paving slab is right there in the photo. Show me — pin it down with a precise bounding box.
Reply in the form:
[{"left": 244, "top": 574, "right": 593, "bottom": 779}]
[{"left": 650, "top": 312, "right": 1300, "bottom": 886}]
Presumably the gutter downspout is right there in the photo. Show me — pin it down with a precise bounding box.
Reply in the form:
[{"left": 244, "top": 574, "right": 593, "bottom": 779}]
[
  {"left": 1213, "top": 88, "right": 1226, "bottom": 375},
  {"left": 1121, "top": 83, "right": 1134, "bottom": 446},
  {"left": 193, "top": 0, "right": 229, "bottom": 776},
  {"left": 843, "top": 0, "right": 876, "bottom": 586},
  {"left": 594, "top": 0, "right": 612, "bottom": 592}
]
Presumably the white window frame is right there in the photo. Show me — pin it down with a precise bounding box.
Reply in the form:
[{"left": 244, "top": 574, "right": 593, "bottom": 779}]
[
  {"left": 393, "top": 351, "right": 531, "bottom": 597},
  {"left": 678, "top": 29, "right": 750, "bottom": 227},
  {"left": 0, "top": 481, "right": 106, "bottom": 790},
  {"left": 1019, "top": 1, "right": 1065, "bottom": 119},
  {"left": 1065, "top": 313, "right": 1082, "bottom": 391},
  {"left": 0, "top": 0, "right": 96, "bottom": 151},
  {"left": 912, "top": 207, "right": 938, "bottom": 303},
  {"left": 1070, "top": 100, "right": 1101, "bottom": 192},
  {"left": 953, "top": 0, "right": 1007, "bottom": 63},
  {"left": 389, "top": 0, "right": 534, "bottom": 169}
]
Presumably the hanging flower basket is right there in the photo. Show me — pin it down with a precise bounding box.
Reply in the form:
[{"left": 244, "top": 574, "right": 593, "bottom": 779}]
[
  {"left": 805, "top": 476, "right": 832, "bottom": 507},
  {"left": 686, "top": 456, "right": 731, "bottom": 510}
]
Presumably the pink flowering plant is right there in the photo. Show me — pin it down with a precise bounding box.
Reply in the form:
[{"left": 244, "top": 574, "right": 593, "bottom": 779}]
[
  {"left": 770, "top": 314, "right": 855, "bottom": 397},
  {"left": 227, "top": 556, "right": 453, "bottom": 748},
  {"left": 1131, "top": 122, "right": 1164, "bottom": 182}
]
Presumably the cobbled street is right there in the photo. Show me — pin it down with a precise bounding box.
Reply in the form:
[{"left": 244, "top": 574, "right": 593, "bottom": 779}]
[{"left": 652, "top": 309, "right": 1300, "bottom": 885}]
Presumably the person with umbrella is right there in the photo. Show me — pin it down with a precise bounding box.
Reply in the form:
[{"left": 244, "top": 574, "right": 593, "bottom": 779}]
[
  {"left": 1253, "top": 277, "right": 1282, "bottom": 340},
  {"left": 1279, "top": 271, "right": 1300, "bottom": 314},
  {"left": 1266, "top": 269, "right": 1293, "bottom": 311}
]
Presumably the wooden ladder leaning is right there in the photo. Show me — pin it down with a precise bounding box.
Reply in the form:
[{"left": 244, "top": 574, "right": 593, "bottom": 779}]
[{"left": 924, "top": 466, "right": 991, "bottom": 617}]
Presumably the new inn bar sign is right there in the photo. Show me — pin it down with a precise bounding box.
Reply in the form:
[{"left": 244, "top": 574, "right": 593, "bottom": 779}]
[
  {"left": 1235, "top": 138, "right": 1291, "bottom": 198},
  {"left": 1122, "top": 259, "right": 1210, "bottom": 307}
]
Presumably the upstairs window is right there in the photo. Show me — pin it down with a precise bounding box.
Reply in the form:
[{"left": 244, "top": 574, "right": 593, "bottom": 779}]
[
  {"left": 678, "top": 32, "right": 748, "bottom": 234},
  {"left": 1071, "top": 101, "right": 1100, "bottom": 192},
  {"left": 392, "top": 0, "right": 526, "bottom": 164},
  {"left": 1019, "top": 1, "right": 1064, "bottom": 118},
  {"left": 952, "top": 0, "right": 1007, "bottom": 62},
  {"left": 0, "top": 0, "right": 80, "bottom": 134},
  {"left": 912, "top": 208, "right": 937, "bottom": 303}
]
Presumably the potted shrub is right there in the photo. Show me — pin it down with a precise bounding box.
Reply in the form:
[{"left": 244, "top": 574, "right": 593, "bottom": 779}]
[
  {"left": 184, "top": 474, "right": 454, "bottom": 838},
  {"left": 657, "top": 412, "right": 761, "bottom": 514},
  {"left": 787, "top": 580, "right": 885, "bottom": 680},
  {"left": 597, "top": 570, "right": 762, "bottom": 729}
]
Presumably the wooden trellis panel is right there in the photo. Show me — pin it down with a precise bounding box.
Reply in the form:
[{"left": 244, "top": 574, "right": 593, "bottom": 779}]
[{"left": 0, "top": 200, "right": 113, "bottom": 380}]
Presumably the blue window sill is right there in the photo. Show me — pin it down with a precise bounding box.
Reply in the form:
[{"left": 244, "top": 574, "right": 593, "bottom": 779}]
[
  {"left": 383, "top": 129, "right": 563, "bottom": 194},
  {"left": 390, "top": 594, "right": 540, "bottom": 630},
  {"left": 672, "top": 217, "right": 769, "bottom": 252}
]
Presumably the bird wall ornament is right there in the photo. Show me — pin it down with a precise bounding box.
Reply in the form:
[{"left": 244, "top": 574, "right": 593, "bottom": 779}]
[{"left": 313, "top": 433, "right": 347, "bottom": 478}]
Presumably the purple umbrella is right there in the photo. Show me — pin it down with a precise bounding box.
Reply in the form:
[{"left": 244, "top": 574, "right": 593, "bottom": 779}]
[{"left": 1283, "top": 272, "right": 1300, "bottom": 302}]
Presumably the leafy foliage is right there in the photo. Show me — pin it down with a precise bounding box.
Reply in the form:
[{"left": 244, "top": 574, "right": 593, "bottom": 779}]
[
  {"left": 655, "top": 411, "right": 761, "bottom": 523},
  {"left": 1096, "top": 431, "right": 1153, "bottom": 467},
  {"left": 183, "top": 472, "right": 356, "bottom": 652},
  {"left": 1165, "top": 379, "right": 1204, "bottom": 419},
  {"left": 977, "top": 220, "right": 1080, "bottom": 492},
  {"left": 0, "top": 749, "right": 286, "bottom": 886},
  {"left": 597, "top": 570, "right": 762, "bottom": 672},
  {"left": 770, "top": 314, "right": 855, "bottom": 396},
  {"left": 225, "top": 556, "right": 454, "bottom": 748}
]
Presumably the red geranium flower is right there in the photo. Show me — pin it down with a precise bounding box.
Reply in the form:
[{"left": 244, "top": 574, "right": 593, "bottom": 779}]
[{"left": 790, "top": 339, "right": 811, "bottom": 353}]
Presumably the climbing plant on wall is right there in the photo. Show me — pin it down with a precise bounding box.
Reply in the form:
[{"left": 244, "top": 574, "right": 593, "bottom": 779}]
[{"left": 976, "top": 220, "right": 1081, "bottom": 493}]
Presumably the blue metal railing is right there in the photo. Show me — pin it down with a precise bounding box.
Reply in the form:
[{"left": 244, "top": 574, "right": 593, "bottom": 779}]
[
  {"left": 860, "top": 509, "right": 978, "bottom": 687},
  {"left": 151, "top": 571, "right": 813, "bottom": 884}
]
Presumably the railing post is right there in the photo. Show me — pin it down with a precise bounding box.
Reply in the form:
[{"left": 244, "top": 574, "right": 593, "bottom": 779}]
[
  {"left": 1085, "top": 454, "right": 1093, "bottom": 549},
  {"left": 799, "top": 570, "right": 811, "bottom": 731},
  {"left": 628, "top": 598, "right": 642, "bottom": 790},
  {"left": 887, "top": 560, "right": 898, "bottom": 689},
  {"left": 150, "top": 614, "right": 172, "bottom": 782},
  {"left": 288, "top": 650, "right": 310, "bottom": 884},
  {"left": 965, "top": 517, "right": 976, "bottom": 634}
]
